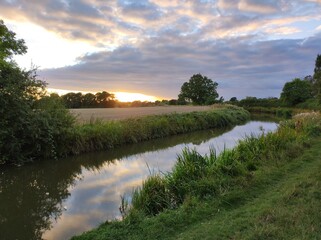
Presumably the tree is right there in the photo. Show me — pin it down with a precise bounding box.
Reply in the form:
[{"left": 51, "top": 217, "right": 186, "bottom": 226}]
[
  {"left": 314, "top": 54, "right": 321, "bottom": 75},
  {"left": 280, "top": 78, "right": 313, "bottom": 106},
  {"left": 0, "top": 20, "right": 74, "bottom": 165},
  {"left": 313, "top": 54, "right": 321, "bottom": 103},
  {"left": 178, "top": 74, "right": 219, "bottom": 105},
  {"left": 0, "top": 20, "right": 27, "bottom": 61},
  {"left": 62, "top": 92, "right": 83, "bottom": 108},
  {"left": 82, "top": 93, "right": 96, "bottom": 107},
  {"left": 95, "top": 91, "right": 116, "bottom": 108}
]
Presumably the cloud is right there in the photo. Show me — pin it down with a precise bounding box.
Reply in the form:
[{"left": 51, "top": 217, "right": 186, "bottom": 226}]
[
  {"left": 265, "top": 26, "right": 301, "bottom": 35},
  {"left": 305, "top": 0, "right": 321, "bottom": 3},
  {"left": 238, "top": 0, "right": 278, "bottom": 14},
  {"left": 40, "top": 31, "right": 321, "bottom": 99},
  {"left": 1, "top": 0, "right": 321, "bottom": 99}
]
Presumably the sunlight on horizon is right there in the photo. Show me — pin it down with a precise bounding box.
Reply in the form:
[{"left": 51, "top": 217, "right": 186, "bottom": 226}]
[
  {"left": 47, "top": 88, "right": 159, "bottom": 102},
  {"left": 114, "top": 92, "right": 158, "bottom": 102}
]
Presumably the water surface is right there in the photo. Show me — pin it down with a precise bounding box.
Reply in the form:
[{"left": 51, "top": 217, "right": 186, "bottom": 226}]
[{"left": 0, "top": 120, "right": 278, "bottom": 240}]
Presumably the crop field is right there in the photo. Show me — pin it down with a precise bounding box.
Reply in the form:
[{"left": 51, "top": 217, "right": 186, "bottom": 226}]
[{"left": 70, "top": 106, "right": 212, "bottom": 123}]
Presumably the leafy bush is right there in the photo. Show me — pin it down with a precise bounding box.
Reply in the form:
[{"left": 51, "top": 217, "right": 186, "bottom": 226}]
[{"left": 0, "top": 66, "right": 75, "bottom": 165}]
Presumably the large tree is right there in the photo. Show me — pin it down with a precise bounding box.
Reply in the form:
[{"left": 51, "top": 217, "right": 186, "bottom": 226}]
[
  {"left": 280, "top": 78, "right": 313, "bottom": 106},
  {"left": 0, "top": 20, "right": 74, "bottom": 165},
  {"left": 178, "top": 74, "right": 219, "bottom": 105}
]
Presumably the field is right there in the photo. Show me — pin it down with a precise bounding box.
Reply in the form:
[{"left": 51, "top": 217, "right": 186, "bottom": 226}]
[{"left": 70, "top": 106, "right": 212, "bottom": 123}]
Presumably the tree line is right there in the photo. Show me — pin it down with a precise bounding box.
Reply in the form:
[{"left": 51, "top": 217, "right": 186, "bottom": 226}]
[
  {"left": 47, "top": 92, "right": 184, "bottom": 108},
  {"left": 228, "top": 54, "right": 321, "bottom": 109}
]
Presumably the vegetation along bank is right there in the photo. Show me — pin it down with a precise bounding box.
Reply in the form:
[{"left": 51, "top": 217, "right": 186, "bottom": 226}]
[
  {"left": 72, "top": 112, "right": 321, "bottom": 240},
  {"left": 1, "top": 101, "right": 250, "bottom": 166},
  {"left": 66, "top": 105, "right": 250, "bottom": 156}
]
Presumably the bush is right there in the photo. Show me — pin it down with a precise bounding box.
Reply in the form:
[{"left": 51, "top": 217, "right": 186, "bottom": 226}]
[{"left": 0, "top": 64, "right": 75, "bottom": 165}]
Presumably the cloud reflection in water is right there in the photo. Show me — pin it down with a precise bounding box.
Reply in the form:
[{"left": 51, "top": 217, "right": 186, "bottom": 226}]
[{"left": 43, "top": 121, "right": 277, "bottom": 240}]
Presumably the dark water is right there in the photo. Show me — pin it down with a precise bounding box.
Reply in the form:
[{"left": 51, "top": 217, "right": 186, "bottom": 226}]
[{"left": 0, "top": 120, "right": 278, "bottom": 240}]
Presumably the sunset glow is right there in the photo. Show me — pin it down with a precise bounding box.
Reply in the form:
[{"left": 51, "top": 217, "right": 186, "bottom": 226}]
[
  {"left": 47, "top": 88, "right": 158, "bottom": 102},
  {"left": 114, "top": 92, "right": 158, "bottom": 102}
]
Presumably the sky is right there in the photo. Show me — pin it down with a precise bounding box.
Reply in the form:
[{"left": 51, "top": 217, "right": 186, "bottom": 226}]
[{"left": 1, "top": 0, "right": 321, "bottom": 101}]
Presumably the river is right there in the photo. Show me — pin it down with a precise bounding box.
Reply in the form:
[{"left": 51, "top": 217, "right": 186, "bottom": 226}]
[{"left": 0, "top": 119, "right": 278, "bottom": 240}]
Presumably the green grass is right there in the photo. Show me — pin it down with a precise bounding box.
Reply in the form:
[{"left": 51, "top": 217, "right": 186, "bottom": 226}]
[
  {"left": 72, "top": 112, "right": 321, "bottom": 240},
  {"left": 64, "top": 105, "right": 250, "bottom": 156},
  {"left": 175, "top": 138, "right": 321, "bottom": 240}
]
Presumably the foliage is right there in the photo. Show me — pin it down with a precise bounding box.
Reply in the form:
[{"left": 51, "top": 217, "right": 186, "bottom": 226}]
[
  {"left": 60, "top": 91, "right": 116, "bottom": 108},
  {"left": 0, "top": 20, "right": 74, "bottom": 165},
  {"left": 178, "top": 74, "right": 219, "bottom": 105},
  {"left": 275, "top": 108, "right": 292, "bottom": 118},
  {"left": 313, "top": 54, "right": 321, "bottom": 103},
  {"left": 0, "top": 20, "right": 27, "bottom": 61},
  {"left": 132, "top": 175, "right": 171, "bottom": 216},
  {"left": 280, "top": 78, "right": 313, "bottom": 106},
  {"left": 314, "top": 54, "right": 321, "bottom": 75},
  {"left": 296, "top": 98, "right": 321, "bottom": 110},
  {"left": 236, "top": 97, "right": 281, "bottom": 108}
]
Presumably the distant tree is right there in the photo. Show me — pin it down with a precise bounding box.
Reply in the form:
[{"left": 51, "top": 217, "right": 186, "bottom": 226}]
[
  {"left": 229, "top": 97, "right": 238, "bottom": 102},
  {"left": 237, "top": 97, "right": 280, "bottom": 108},
  {"left": 82, "top": 93, "right": 96, "bottom": 108},
  {"left": 131, "top": 100, "right": 142, "bottom": 107},
  {"left": 280, "top": 78, "right": 313, "bottom": 106},
  {"left": 168, "top": 99, "right": 178, "bottom": 105},
  {"left": 95, "top": 91, "right": 115, "bottom": 108},
  {"left": 313, "top": 54, "right": 321, "bottom": 103},
  {"left": 161, "top": 99, "right": 169, "bottom": 105},
  {"left": 62, "top": 92, "right": 83, "bottom": 108},
  {"left": 314, "top": 54, "right": 321, "bottom": 75},
  {"left": 178, "top": 74, "right": 219, "bottom": 105}
]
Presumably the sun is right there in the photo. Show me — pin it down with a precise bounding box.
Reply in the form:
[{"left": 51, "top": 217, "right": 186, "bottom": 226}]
[{"left": 114, "top": 92, "right": 158, "bottom": 102}]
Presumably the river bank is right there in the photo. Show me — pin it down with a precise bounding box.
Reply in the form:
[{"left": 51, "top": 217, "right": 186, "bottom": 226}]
[
  {"left": 72, "top": 112, "right": 321, "bottom": 240},
  {"left": 63, "top": 105, "right": 250, "bottom": 156}
]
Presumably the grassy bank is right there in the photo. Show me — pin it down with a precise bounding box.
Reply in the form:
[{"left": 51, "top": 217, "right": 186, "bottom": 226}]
[
  {"left": 72, "top": 112, "right": 321, "bottom": 240},
  {"left": 63, "top": 105, "right": 249, "bottom": 155}
]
